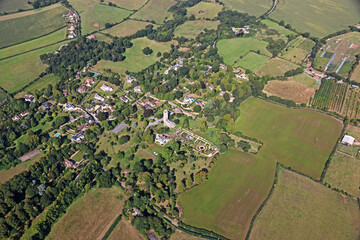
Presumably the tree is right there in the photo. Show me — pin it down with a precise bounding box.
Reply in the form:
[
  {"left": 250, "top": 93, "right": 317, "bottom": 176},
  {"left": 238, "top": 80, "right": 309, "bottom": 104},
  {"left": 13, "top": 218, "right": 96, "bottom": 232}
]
[
  {"left": 118, "top": 135, "right": 130, "bottom": 145},
  {"left": 194, "top": 170, "right": 207, "bottom": 184},
  {"left": 143, "top": 129, "right": 154, "bottom": 144},
  {"left": 185, "top": 176, "right": 193, "bottom": 188},
  {"left": 182, "top": 118, "right": 189, "bottom": 128},
  {"left": 220, "top": 143, "right": 228, "bottom": 153},
  {"left": 97, "top": 112, "right": 108, "bottom": 121},
  {"left": 142, "top": 47, "right": 153, "bottom": 55},
  {"left": 193, "top": 105, "right": 201, "bottom": 112},
  {"left": 177, "top": 181, "right": 186, "bottom": 192}
]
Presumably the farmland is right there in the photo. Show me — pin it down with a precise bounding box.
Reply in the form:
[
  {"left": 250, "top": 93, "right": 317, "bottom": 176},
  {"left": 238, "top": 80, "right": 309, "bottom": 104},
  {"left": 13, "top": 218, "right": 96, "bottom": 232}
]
[
  {"left": 186, "top": 1, "right": 223, "bottom": 19},
  {"left": 15, "top": 74, "right": 61, "bottom": 98},
  {"left": 0, "top": 0, "right": 32, "bottom": 13},
  {"left": 351, "top": 65, "right": 360, "bottom": 82},
  {"left": 217, "top": 37, "right": 271, "bottom": 65},
  {"left": 256, "top": 58, "right": 299, "bottom": 77},
  {"left": 269, "top": 0, "right": 360, "bottom": 37},
  {"left": 281, "top": 36, "right": 315, "bottom": 64},
  {"left": 263, "top": 80, "right": 315, "bottom": 104},
  {"left": 0, "top": 4, "right": 67, "bottom": 49},
  {"left": 249, "top": 169, "right": 360, "bottom": 240},
  {"left": 261, "top": 19, "right": 297, "bottom": 37},
  {"left": 174, "top": 20, "right": 219, "bottom": 39},
  {"left": 102, "top": 20, "right": 154, "bottom": 38},
  {"left": 107, "top": 218, "right": 144, "bottom": 240},
  {"left": 132, "top": 0, "right": 176, "bottom": 24},
  {"left": 47, "top": 186, "right": 126, "bottom": 240},
  {"left": 221, "top": 0, "right": 273, "bottom": 17},
  {"left": 93, "top": 37, "right": 174, "bottom": 74},
  {"left": 290, "top": 73, "right": 318, "bottom": 88},
  {"left": 105, "top": 0, "right": 147, "bottom": 10},
  {"left": 236, "top": 52, "right": 270, "bottom": 72}
]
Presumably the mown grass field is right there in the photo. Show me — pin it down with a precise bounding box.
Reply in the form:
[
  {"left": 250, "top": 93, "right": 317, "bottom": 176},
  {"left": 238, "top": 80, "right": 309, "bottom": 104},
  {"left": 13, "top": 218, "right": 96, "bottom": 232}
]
[
  {"left": 47, "top": 186, "right": 126, "bottom": 240},
  {"left": 131, "top": 0, "right": 176, "bottom": 24},
  {"left": 351, "top": 64, "right": 360, "bottom": 83},
  {"left": 249, "top": 168, "right": 360, "bottom": 240},
  {"left": 15, "top": 74, "right": 61, "bottom": 98},
  {"left": 217, "top": 37, "right": 271, "bottom": 65},
  {"left": 269, "top": 0, "right": 360, "bottom": 37},
  {"left": 102, "top": 19, "right": 153, "bottom": 38},
  {"left": 107, "top": 218, "right": 144, "bottom": 240},
  {"left": 80, "top": 4, "right": 132, "bottom": 34},
  {"left": 261, "top": 19, "right": 297, "bottom": 36},
  {"left": 174, "top": 20, "right": 219, "bottom": 39},
  {"left": 186, "top": 1, "right": 222, "bottom": 19},
  {"left": 0, "top": 0, "right": 32, "bottom": 13},
  {"left": 281, "top": 36, "right": 315, "bottom": 64},
  {"left": 93, "top": 37, "right": 174, "bottom": 74},
  {"left": 0, "top": 44, "right": 61, "bottom": 93},
  {"left": 105, "top": 0, "right": 147, "bottom": 10},
  {"left": 0, "top": 4, "right": 67, "bottom": 49},
  {"left": 221, "top": 0, "right": 272, "bottom": 17},
  {"left": 237, "top": 52, "right": 270, "bottom": 72},
  {"left": 289, "top": 73, "right": 318, "bottom": 88},
  {"left": 0, "top": 28, "right": 67, "bottom": 60},
  {"left": 256, "top": 57, "right": 299, "bottom": 77}
]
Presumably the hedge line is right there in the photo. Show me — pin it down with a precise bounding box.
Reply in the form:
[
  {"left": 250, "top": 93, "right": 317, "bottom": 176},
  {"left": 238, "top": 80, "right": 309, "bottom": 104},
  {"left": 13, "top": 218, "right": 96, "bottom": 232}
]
[{"left": 102, "top": 214, "right": 122, "bottom": 240}]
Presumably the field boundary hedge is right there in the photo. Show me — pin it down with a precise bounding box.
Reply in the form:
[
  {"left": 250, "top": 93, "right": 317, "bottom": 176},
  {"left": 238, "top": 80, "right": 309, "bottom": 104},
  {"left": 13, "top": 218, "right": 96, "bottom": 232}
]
[{"left": 101, "top": 214, "right": 122, "bottom": 240}]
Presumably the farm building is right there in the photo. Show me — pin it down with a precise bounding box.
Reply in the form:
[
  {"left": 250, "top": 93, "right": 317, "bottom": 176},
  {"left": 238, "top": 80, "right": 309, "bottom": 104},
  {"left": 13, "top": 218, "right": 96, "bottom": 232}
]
[{"left": 341, "top": 135, "right": 355, "bottom": 146}]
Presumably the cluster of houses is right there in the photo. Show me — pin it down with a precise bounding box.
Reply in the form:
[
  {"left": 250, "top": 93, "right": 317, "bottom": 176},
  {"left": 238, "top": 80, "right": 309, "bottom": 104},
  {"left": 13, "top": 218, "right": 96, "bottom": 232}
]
[
  {"left": 164, "top": 58, "right": 184, "bottom": 75},
  {"left": 12, "top": 110, "right": 29, "bottom": 121},
  {"left": 155, "top": 133, "right": 171, "bottom": 145},
  {"left": 137, "top": 99, "right": 161, "bottom": 110},
  {"left": 64, "top": 12, "right": 79, "bottom": 39},
  {"left": 305, "top": 68, "right": 327, "bottom": 83}
]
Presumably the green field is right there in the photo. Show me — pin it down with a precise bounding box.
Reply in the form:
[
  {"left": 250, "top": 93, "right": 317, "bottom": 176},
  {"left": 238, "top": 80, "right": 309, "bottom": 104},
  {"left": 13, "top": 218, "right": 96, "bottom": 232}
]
[
  {"left": 281, "top": 36, "right": 315, "bottom": 64},
  {"left": 0, "top": 0, "right": 32, "bottom": 13},
  {"left": 289, "top": 73, "right": 318, "bottom": 88},
  {"left": 249, "top": 168, "right": 360, "bottom": 240},
  {"left": 80, "top": 4, "right": 132, "bottom": 34},
  {"left": 93, "top": 37, "right": 174, "bottom": 74},
  {"left": 102, "top": 19, "right": 154, "bottom": 38},
  {"left": 186, "top": 1, "right": 223, "bottom": 19},
  {"left": 0, "top": 4, "right": 67, "bottom": 49},
  {"left": 174, "top": 20, "right": 219, "bottom": 39},
  {"left": 217, "top": 37, "right": 271, "bottom": 65},
  {"left": 351, "top": 64, "right": 360, "bottom": 83},
  {"left": 104, "top": 0, "right": 147, "bottom": 10},
  {"left": 0, "top": 28, "right": 67, "bottom": 60},
  {"left": 132, "top": 0, "right": 176, "bottom": 24},
  {"left": 237, "top": 52, "right": 270, "bottom": 72},
  {"left": 15, "top": 74, "right": 61, "bottom": 98},
  {"left": 256, "top": 57, "right": 299, "bottom": 77},
  {"left": 221, "top": 0, "right": 272, "bottom": 17},
  {"left": 269, "top": 0, "right": 360, "bottom": 37},
  {"left": 0, "top": 44, "right": 61, "bottom": 93},
  {"left": 261, "top": 19, "right": 297, "bottom": 36},
  {"left": 107, "top": 218, "right": 145, "bottom": 240}
]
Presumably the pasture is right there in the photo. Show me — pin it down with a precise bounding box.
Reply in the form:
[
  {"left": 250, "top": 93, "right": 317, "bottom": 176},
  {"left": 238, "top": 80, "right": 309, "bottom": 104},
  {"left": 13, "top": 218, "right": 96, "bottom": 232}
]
[
  {"left": 236, "top": 52, "right": 270, "bottom": 72},
  {"left": 351, "top": 65, "right": 360, "bottom": 82},
  {"left": 256, "top": 57, "right": 299, "bottom": 77},
  {"left": 281, "top": 36, "right": 315, "bottom": 64},
  {"left": 269, "top": 0, "right": 360, "bottom": 37},
  {"left": 80, "top": 4, "right": 132, "bottom": 34},
  {"left": 93, "top": 37, "right": 174, "bottom": 74},
  {"left": 131, "top": 0, "right": 176, "bottom": 24},
  {"left": 261, "top": 19, "right": 297, "bottom": 37},
  {"left": 186, "top": 2, "right": 222, "bottom": 19},
  {"left": 0, "top": 44, "right": 61, "bottom": 94},
  {"left": 290, "top": 73, "right": 318, "bottom": 88},
  {"left": 174, "top": 20, "right": 219, "bottom": 39},
  {"left": 0, "top": 4, "right": 67, "bottom": 49},
  {"left": 47, "top": 186, "right": 126, "bottom": 240},
  {"left": 15, "top": 74, "right": 61, "bottom": 98},
  {"left": 221, "top": 0, "right": 272, "bottom": 17},
  {"left": 249, "top": 169, "right": 360, "bottom": 240},
  {"left": 102, "top": 19, "right": 154, "bottom": 38},
  {"left": 104, "top": 0, "right": 147, "bottom": 10},
  {"left": 263, "top": 80, "right": 315, "bottom": 104},
  {"left": 217, "top": 37, "right": 271, "bottom": 65},
  {"left": 0, "top": 0, "right": 32, "bottom": 13},
  {"left": 107, "top": 218, "right": 144, "bottom": 240}
]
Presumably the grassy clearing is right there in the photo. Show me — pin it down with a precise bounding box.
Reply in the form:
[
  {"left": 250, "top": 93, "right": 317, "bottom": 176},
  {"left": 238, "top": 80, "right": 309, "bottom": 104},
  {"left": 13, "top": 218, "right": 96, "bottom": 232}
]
[
  {"left": 261, "top": 19, "right": 297, "bottom": 36},
  {"left": 174, "top": 20, "right": 219, "bottom": 39},
  {"left": 0, "top": 4, "right": 67, "bottom": 49},
  {"left": 249, "top": 168, "right": 360, "bottom": 240},
  {"left": 132, "top": 0, "right": 176, "bottom": 24},
  {"left": 15, "top": 74, "right": 61, "bottom": 98},
  {"left": 107, "top": 218, "right": 144, "bottom": 240},
  {"left": 256, "top": 57, "right": 299, "bottom": 77},
  {"left": 289, "top": 73, "right": 318, "bottom": 88},
  {"left": 0, "top": 0, "right": 32, "bottom": 13},
  {"left": 80, "top": 4, "right": 132, "bottom": 34},
  {"left": 104, "top": 0, "right": 147, "bottom": 10},
  {"left": 221, "top": 0, "right": 272, "bottom": 17},
  {"left": 263, "top": 80, "right": 315, "bottom": 104},
  {"left": 281, "top": 36, "right": 315, "bottom": 64},
  {"left": 47, "top": 186, "right": 126, "bottom": 240},
  {"left": 236, "top": 52, "right": 270, "bottom": 72},
  {"left": 93, "top": 37, "right": 174, "bottom": 74},
  {"left": 186, "top": 2, "right": 222, "bottom": 19},
  {"left": 102, "top": 19, "right": 153, "bottom": 38},
  {"left": 217, "top": 37, "right": 271, "bottom": 65},
  {"left": 269, "top": 0, "right": 360, "bottom": 37},
  {"left": 351, "top": 65, "right": 360, "bottom": 83},
  {"left": 0, "top": 27, "right": 67, "bottom": 60},
  {"left": 0, "top": 44, "right": 62, "bottom": 93}
]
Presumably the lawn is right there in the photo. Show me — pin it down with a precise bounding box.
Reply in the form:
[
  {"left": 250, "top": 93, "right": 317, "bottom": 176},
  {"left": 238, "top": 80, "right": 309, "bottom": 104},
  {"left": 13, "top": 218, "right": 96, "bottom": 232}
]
[
  {"left": 351, "top": 64, "right": 360, "bottom": 83},
  {"left": 47, "top": 186, "right": 126, "bottom": 240},
  {"left": 236, "top": 52, "right": 270, "bottom": 72},
  {"left": 269, "top": 0, "right": 360, "bottom": 37},
  {"left": 0, "top": 27, "right": 67, "bottom": 60},
  {"left": 221, "top": 0, "right": 272, "bottom": 17},
  {"left": 131, "top": 0, "right": 176, "bottom": 24},
  {"left": 217, "top": 37, "right": 271, "bottom": 65},
  {"left": 261, "top": 19, "right": 297, "bottom": 36},
  {"left": 0, "top": 4, "right": 67, "bottom": 49},
  {"left": 249, "top": 168, "right": 360, "bottom": 240},
  {"left": 80, "top": 4, "right": 132, "bottom": 34},
  {"left": 174, "top": 20, "right": 219, "bottom": 39},
  {"left": 186, "top": 1, "right": 222, "bottom": 19},
  {"left": 107, "top": 218, "right": 144, "bottom": 240},
  {"left": 0, "top": 0, "right": 32, "bottom": 13},
  {"left": 256, "top": 57, "right": 299, "bottom": 77},
  {"left": 15, "top": 74, "right": 61, "bottom": 98},
  {"left": 0, "top": 44, "right": 62, "bottom": 94},
  {"left": 102, "top": 19, "right": 154, "bottom": 38},
  {"left": 93, "top": 37, "right": 175, "bottom": 74}
]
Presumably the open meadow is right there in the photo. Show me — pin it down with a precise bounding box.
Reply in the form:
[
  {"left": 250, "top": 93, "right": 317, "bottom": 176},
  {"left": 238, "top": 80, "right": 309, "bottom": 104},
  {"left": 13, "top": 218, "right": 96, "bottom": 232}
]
[
  {"left": 93, "top": 37, "right": 175, "bottom": 74},
  {"left": 186, "top": 1, "right": 222, "bottom": 19},
  {"left": 47, "top": 186, "right": 126, "bottom": 240},
  {"left": 256, "top": 57, "right": 299, "bottom": 77},
  {"left": 0, "top": 0, "right": 32, "bottom": 13},
  {"left": 102, "top": 19, "right": 153, "bottom": 38},
  {"left": 174, "top": 20, "right": 219, "bottom": 39},
  {"left": 261, "top": 19, "right": 297, "bottom": 37},
  {"left": 104, "top": 0, "right": 147, "bottom": 10},
  {"left": 217, "top": 37, "right": 271, "bottom": 65},
  {"left": 132, "top": 0, "right": 176, "bottom": 24},
  {"left": 236, "top": 52, "right": 270, "bottom": 72},
  {"left": 249, "top": 168, "right": 360, "bottom": 240},
  {"left": 0, "top": 4, "right": 67, "bottom": 49},
  {"left": 15, "top": 74, "right": 61, "bottom": 98},
  {"left": 221, "top": 0, "right": 272, "bottom": 17},
  {"left": 269, "top": 0, "right": 360, "bottom": 37}
]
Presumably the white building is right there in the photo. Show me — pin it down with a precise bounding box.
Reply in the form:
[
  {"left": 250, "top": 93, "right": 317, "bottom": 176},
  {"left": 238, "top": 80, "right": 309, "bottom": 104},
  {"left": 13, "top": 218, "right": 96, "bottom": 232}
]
[
  {"left": 100, "top": 84, "right": 113, "bottom": 92},
  {"left": 341, "top": 135, "right": 355, "bottom": 146},
  {"left": 24, "top": 94, "right": 35, "bottom": 103},
  {"left": 94, "top": 94, "right": 105, "bottom": 102},
  {"left": 163, "top": 110, "right": 176, "bottom": 128},
  {"left": 155, "top": 134, "right": 171, "bottom": 145},
  {"left": 134, "top": 86, "right": 142, "bottom": 93},
  {"left": 126, "top": 75, "right": 137, "bottom": 84},
  {"left": 71, "top": 132, "right": 85, "bottom": 143},
  {"left": 184, "top": 96, "right": 194, "bottom": 104},
  {"left": 64, "top": 103, "right": 78, "bottom": 112}
]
